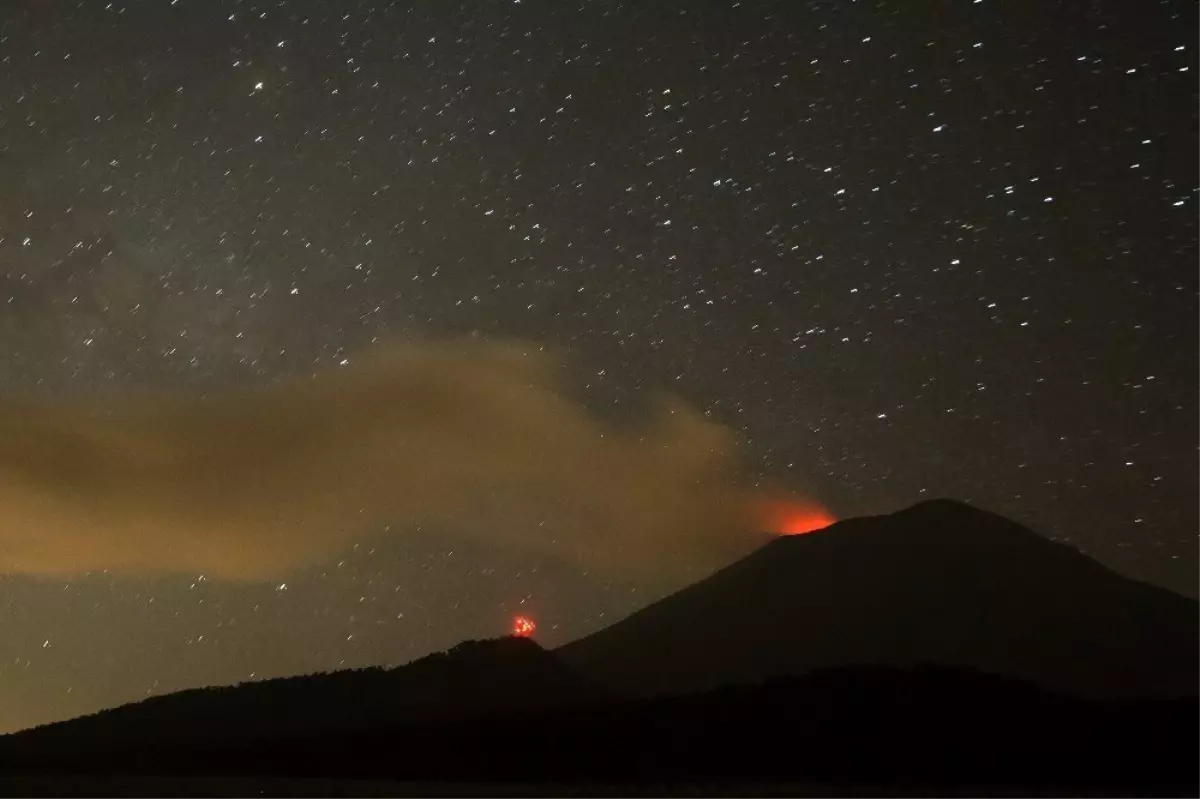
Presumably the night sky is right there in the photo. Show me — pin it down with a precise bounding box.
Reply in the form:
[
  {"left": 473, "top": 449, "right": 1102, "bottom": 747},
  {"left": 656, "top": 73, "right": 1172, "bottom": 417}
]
[{"left": 1, "top": 0, "right": 1196, "bottom": 733}]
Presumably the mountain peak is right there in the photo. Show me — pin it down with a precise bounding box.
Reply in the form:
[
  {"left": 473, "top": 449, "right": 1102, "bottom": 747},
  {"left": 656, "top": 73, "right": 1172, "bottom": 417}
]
[
  {"left": 903, "top": 496, "right": 981, "bottom": 515},
  {"left": 762, "top": 496, "right": 1054, "bottom": 559},
  {"left": 443, "top": 635, "right": 545, "bottom": 659},
  {"left": 560, "top": 500, "right": 1198, "bottom": 700}
]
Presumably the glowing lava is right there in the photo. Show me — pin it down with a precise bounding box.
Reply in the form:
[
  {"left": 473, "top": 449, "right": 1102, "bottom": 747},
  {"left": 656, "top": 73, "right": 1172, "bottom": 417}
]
[
  {"left": 760, "top": 499, "right": 837, "bottom": 536},
  {"left": 512, "top": 615, "right": 537, "bottom": 637}
]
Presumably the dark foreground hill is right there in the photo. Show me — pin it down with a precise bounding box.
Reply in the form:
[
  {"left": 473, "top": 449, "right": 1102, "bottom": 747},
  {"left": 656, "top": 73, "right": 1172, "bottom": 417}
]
[
  {"left": 2, "top": 637, "right": 601, "bottom": 754},
  {"left": 558, "top": 499, "right": 1199, "bottom": 699},
  {"left": 0, "top": 663, "right": 1195, "bottom": 797}
]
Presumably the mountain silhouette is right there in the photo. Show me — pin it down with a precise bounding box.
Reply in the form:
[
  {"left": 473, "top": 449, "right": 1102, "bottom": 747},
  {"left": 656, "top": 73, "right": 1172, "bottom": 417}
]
[
  {"left": 1, "top": 502, "right": 1196, "bottom": 796},
  {"left": 557, "top": 499, "right": 1199, "bottom": 699},
  {"left": 2, "top": 663, "right": 1195, "bottom": 796},
  {"left": 4, "top": 637, "right": 601, "bottom": 757}
]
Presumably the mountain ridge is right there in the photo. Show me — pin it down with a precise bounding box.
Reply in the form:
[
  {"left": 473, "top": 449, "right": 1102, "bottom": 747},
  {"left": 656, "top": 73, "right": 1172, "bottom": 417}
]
[
  {"left": 1, "top": 661, "right": 1194, "bottom": 795},
  {"left": 0, "top": 500, "right": 1195, "bottom": 794},
  {"left": 4, "top": 636, "right": 602, "bottom": 749},
  {"left": 557, "top": 498, "right": 1198, "bottom": 699}
]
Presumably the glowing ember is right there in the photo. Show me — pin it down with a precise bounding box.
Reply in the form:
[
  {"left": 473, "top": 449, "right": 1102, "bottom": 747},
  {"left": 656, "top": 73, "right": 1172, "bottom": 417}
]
[
  {"left": 777, "top": 509, "right": 836, "bottom": 535},
  {"left": 760, "top": 499, "right": 837, "bottom": 536},
  {"left": 512, "top": 615, "right": 536, "bottom": 637}
]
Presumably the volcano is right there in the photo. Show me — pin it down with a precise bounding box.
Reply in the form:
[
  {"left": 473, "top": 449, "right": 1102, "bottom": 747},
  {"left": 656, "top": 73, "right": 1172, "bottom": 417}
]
[{"left": 557, "top": 499, "right": 1199, "bottom": 699}]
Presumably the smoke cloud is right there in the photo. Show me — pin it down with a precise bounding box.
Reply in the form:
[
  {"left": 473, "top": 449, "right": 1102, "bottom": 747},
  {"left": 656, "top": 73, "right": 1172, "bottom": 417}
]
[{"left": 0, "top": 339, "right": 773, "bottom": 582}]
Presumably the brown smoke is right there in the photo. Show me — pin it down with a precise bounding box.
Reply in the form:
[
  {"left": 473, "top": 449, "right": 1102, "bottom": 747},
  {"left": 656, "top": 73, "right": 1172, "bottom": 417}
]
[{"left": 0, "top": 339, "right": 770, "bottom": 582}]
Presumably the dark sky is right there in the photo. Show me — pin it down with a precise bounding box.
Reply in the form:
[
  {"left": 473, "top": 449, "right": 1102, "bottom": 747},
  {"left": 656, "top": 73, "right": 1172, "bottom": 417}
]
[{"left": 0, "top": 0, "right": 1195, "bottom": 732}]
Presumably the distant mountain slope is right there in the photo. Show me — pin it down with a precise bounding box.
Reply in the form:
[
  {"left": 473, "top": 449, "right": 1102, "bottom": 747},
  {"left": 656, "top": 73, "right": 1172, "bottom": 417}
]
[
  {"left": 5, "top": 637, "right": 601, "bottom": 753},
  {"left": 557, "top": 499, "right": 1199, "bottom": 698}
]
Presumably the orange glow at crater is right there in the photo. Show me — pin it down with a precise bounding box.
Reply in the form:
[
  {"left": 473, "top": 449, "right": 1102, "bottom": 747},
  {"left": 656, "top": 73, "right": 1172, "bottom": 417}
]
[
  {"left": 512, "top": 616, "right": 537, "bottom": 637},
  {"left": 760, "top": 499, "right": 837, "bottom": 536}
]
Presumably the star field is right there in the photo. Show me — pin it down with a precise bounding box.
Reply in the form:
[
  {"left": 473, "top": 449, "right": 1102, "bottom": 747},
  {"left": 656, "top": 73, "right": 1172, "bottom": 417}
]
[{"left": 0, "top": 0, "right": 1196, "bottom": 732}]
